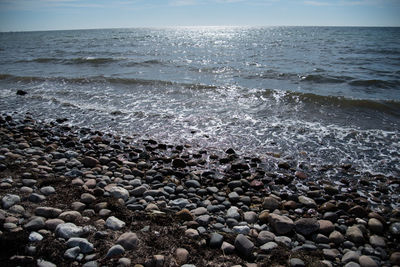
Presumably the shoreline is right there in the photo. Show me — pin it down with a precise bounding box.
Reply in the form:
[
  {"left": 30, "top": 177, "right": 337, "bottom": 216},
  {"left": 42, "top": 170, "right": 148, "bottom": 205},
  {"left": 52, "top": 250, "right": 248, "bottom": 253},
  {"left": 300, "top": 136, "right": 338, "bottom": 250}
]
[{"left": 0, "top": 114, "right": 399, "bottom": 266}]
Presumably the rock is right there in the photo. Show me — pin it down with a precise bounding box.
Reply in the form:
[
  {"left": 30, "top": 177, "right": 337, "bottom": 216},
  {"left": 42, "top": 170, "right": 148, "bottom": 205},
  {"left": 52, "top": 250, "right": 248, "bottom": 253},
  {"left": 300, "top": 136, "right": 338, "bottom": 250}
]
[
  {"left": 228, "top": 192, "right": 240, "bottom": 202},
  {"left": 28, "top": 193, "right": 46, "bottom": 203},
  {"left": 66, "top": 237, "right": 94, "bottom": 253},
  {"left": 58, "top": 211, "right": 82, "bottom": 222},
  {"left": 116, "top": 232, "right": 139, "bottom": 250},
  {"left": 185, "top": 228, "right": 199, "bottom": 238},
  {"left": 290, "top": 258, "right": 305, "bottom": 267},
  {"left": 191, "top": 207, "right": 207, "bottom": 216},
  {"left": 172, "top": 158, "right": 186, "bottom": 168},
  {"left": 185, "top": 180, "right": 200, "bottom": 188},
  {"left": 390, "top": 222, "right": 400, "bottom": 235},
  {"left": 221, "top": 241, "right": 235, "bottom": 254},
  {"left": 344, "top": 263, "right": 360, "bottom": 267},
  {"left": 175, "top": 248, "right": 189, "bottom": 264},
  {"left": 368, "top": 218, "right": 383, "bottom": 234},
  {"left": 82, "top": 261, "right": 98, "bottom": 267},
  {"left": 35, "top": 207, "right": 62, "bottom": 218},
  {"left": 196, "top": 215, "right": 211, "bottom": 226},
  {"left": 106, "top": 244, "right": 125, "bottom": 257},
  {"left": 16, "top": 90, "right": 28, "bottom": 96},
  {"left": 233, "top": 225, "right": 250, "bottom": 235},
  {"left": 37, "top": 259, "right": 57, "bottom": 267},
  {"left": 260, "top": 241, "right": 278, "bottom": 252},
  {"left": 268, "top": 213, "right": 294, "bottom": 235},
  {"left": 209, "top": 232, "right": 224, "bottom": 248},
  {"left": 323, "top": 248, "right": 340, "bottom": 260},
  {"left": 358, "top": 255, "right": 378, "bottom": 267},
  {"left": 390, "top": 252, "right": 400, "bottom": 265},
  {"left": 55, "top": 223, "right": 84, "bottom": 239},
  {"left": 64, "top": 247, "right": 80, "bottom": 259},
  {"left": 152, "top": 255, "right": 164, "bottom": 267},
  {"left": 45, "top": 218, "right": 64, "bottom": 230},
  {"left": 318, "top": 219, "right": 335, "bottom": 235},
  {"left": 81, "top": 156, "right": 99, "bottom": 168},
  {"left": 295, "top": 218, "right": 319, "bottom": 236},
  {"left": 40, "top": 186, "right": 56, "bottom": 196},
  {"left": 262, "top": 196, "right": 280, "bottom": 211},
  {"left": 348, "top": 205, "right": 367, "bottom": 218},
  {"left": 106, "top": 216, "right": 126, "bottom": 230},
  {"left": 369, "top": 235, "right": 385, "bottom": 247},
  {"left": 329, "top": 230, "right": 344, "bottom": 245},
  {"left": 169, "top": 198, "right": 190, "bottom": 208},
  {"left": 118, "top": 258, "right": 131, "bottom": 267},
  {"left": 176, "top": 209, "right": 194, "bottom": 221},
  {"left": 131, "top": 185, "right": 147, "bottom": 197},
  {"left": 257, "top": 230, "right": 276, "bottom": 245},
  {"left": 346, "top": 226, "right": 365, "bottom": 244},
  {"left": 234, "top": 234, "right": 254, "bottom": 258},
  {"left": 80, "top": 193, "right": 96, "bottom": 204},
  {"left": 23, "top": 216, "right": 44, "bottom": 231},
  {"left": 243, "top": 211, "right": 257, "bottom": 224},
  {"left": 298, "top": 196, "right": 317, "bottom": 208},
  {"left": 108, "top": 186, "right": 129, "bottom": 201},
  {"left": 29, "top": 231, "right": 44, "bottom": 242},
  {"left": 342, "top": 251, "right": 361, "bottom": 264},
  {"left": 226, "top": 206, "right": 241, "bottom": 220},
  {"left": 2, "top": 194, "right": 20, "bottom": 209}
]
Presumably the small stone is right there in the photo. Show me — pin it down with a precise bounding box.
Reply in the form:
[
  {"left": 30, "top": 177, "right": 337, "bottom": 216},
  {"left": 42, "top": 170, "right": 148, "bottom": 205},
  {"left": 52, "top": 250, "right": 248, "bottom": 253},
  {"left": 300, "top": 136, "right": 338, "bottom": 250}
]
[
  {"left": 37, "top": 259, "right": 57, "bottom": 267},
  {"left": 243, "top": 211, "right": 257, "bottom": 224},
  {"left": 118, "top": 258, "right": 131, "bottom": 267},
  {"left": 24, "top": 217, "right": 45, "bottom": 231},
  {"left": 81, "top": 193, "right": 96, "bottom": 204},
  {"left": 106, "top": 244, "right": 125, "bottom": 257},
  {"left": 40, "top": 186, "right": 56, "bottom": 196},
  {"left": 45, "top": 218, "right": 64, "bottom": 231},
  {"left": 329, "top": 230, "right": 344, "bottom": 245},
  {"left": 234, "top": 234, "right": 254, "bottom": 258},
  {"left": 169, "top": 198, "right": 190, "bottom": 208},
  {"left": 64, "top": 246, "right": 81, "bottom": 259},
  {"left": 66, "top": 237, "right": 94, "bottom": 253},
  {"left": 390, "top": 252, "right": 400, "bottom": 265},
  {"left": 2, "top": 194, "right": 20, "bottom": 209},
  {"left": 175, "top": 248, "right": 189, "bottom": 264},
  {"left": 262, "top": 196, "right": 280, "bottom": 211},
  {"left": 185, "top": 228, "right": 199, "bottom": 238},
  {"left": 390, "top": 222, "right": 400, "bottom": 235},
  {"left": 358, "top": 255, "right": 378, "bottom": 267},
  {"left": 153, "top": 255, "right": 164, "bottom": 267},
  {"left": 81, "top": 156, "right": 99, "bottom": 168},
  {"left": 318, "top": 220, "right": 335, "bottom": 235},
  {"left": 348, "top": 205, "right": 367, "bottom": 218},
  {"left": 257, "top": 230, "right": 276, "bottom": 245},
  {"left": 260, "top": 241, "right": 278, "bottom": 252},
  {"left": 369, "top": 235, "right": 385, "bottom": 247},
  {"left": 185, "top": 180, "right": 200, "bottom": 188},
  {"left": 82, "top": 261, "right": 98, "bottom": 267},
  {"left": 233, "top": 225, "right": 250, "bottom": 235},
  {"left": 295, "top": 218, "right": 319, "bottom": 236},
  {"left": 106, "top": 216, "right": 125, "bottom": 230},
  {"left": 268, "top": 213, "right": 294, "bottom": 235},
  {"left": 323, "top": 248, "right": 340, "bottom": 260},
  {"left": 346, "top": 226, "right": 365, "bottom": 244},
  {"left": 116, "top": 232, "right": 139, "bottom": 250},
  {"left": 209, "top": 232, "right": 224, "bottom": 248},
  {"left": 108, "top": 186, "right": 130, "bottom": 201},
  {"left": 172, "top": 158, "right": 186, "bottom": 168},
  {"left": 58, "top": 211, "right": 82, "bottom": 222},
  {"left": 342, "top": 251, "right": 361, "bottom": 264},
  {"left": 55, "top": 223, "right": 84, "bottom": 239},
  {"left": 28, "top": 193, "right": 46, "bottom": 203},
  {"left": 131, "top": 185, "right": 147, "bottom": 197},
  {"left": 298, "top": 196, "right": 317, "bottom": 208},
  {"left": 35, "top": 207, "right": 62, "bottom": 218},
  {"left": 290, "top": 258, "right": 305, "bottom": 267},
  {"left": 344, "top": 262, "right": 360, "bottom": 267},
  {"left": 221, "top": 241, "right": 235, "bottom": 254},
  {"left": 196, "top": 215, "right": 211, "bottom": 226},
  {"left": 228, "top": 192, "right": 240, "bottom": 202},
  {"left": 29, "top": 231, "right": 44, "bottom": 242},
  {"left": 226, "top": 206, "right": 241, "bottom": 220},
  {"left": 368, "top": 218, "right": 383, "bottom": 234}
]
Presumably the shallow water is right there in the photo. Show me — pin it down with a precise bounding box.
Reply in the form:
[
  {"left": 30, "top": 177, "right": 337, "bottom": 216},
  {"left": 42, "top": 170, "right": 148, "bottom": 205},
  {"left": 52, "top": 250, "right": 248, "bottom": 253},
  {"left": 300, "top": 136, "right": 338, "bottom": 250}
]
[{"left": 0, "top": 27, "right": 399, "bottom": 175}]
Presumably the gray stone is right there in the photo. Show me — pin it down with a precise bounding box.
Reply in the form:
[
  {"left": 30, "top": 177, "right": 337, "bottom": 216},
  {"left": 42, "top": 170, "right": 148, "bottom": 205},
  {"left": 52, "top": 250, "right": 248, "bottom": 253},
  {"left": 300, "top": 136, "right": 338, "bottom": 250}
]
[
  {"left": 233, "top": 225, "right": 250, "bottom": 235},
  {"left": 58, "top": 210, "right": 82, "bottom": 222},
  {"left": 342, "top": 251, "right": 361, "bottom": 264},
  {"left": 221, "top": 241, "right": 235, "bottom": 254},
  {"left": 80, "top": 193, "right": 96, "bottom": 204},
  {"left": 66, "top": 237, "right": 94, "bottom": 253},
  {"left": 226, "top": 206, "right": 240, "bottom": 220},
  {"left": 191, "top": 207, "right": 207, "bottom": 216},
  {"left": 106, "top": 216, "right": 126, "bottom": 230},
  {"left": 368, "top": 218, "right": 383, "bottom": 234},
  {"left": 118, "top": 257, "right": 131, "bottom": 267},
  {"left": 234, "top": 234, "right": 254, "bottom": 258},
  {"left": 64, "top": 246, "right": 80, "bottom": 259},
  {"left": 243, "top": 211, "right": 257, "bottom": 224},
  {"left": 260, "top": 241, "right": 278, "bottom": 252},
  {"left": 390, "top": 252, "right": 400, "bottom": 265},
  {"left": 116, "top": 232, "right": 139, "bottom": 250},
  {"left": 209, "top": 232, "right": 224, "bottom": 248},
  {"left": 295, "top": 218, "right": 320, "bottom": 236},
  {"left": 323, "top": 248, "right": 340, "bottom": 260},
  {"left": 131, "top": 185, "right": 147, "bottom": 197},
  {"left": 29, "top": 231, "right": 44, "bottom": 242},
  {"left": 82, "top": 261, "right": 98, "bottom": 267},
  {"left": 268, "top": 213, "right": 294, "bottom": 235},
  {"left": 28, "top": 193, "right": 46, "bottom": 203},
  {"left": 329, "top": 230, "right": 344, "bottom": 245},
  {"left": 228, "top": 192, "right": 240, "bottom": 202},
  {"left": 169, "top": 198, "right": 190, "bottom": 208},
  {"left": 37, "top": 259, "right": 57, "bottom": 267},
  {"left": 358, "top": 255, "right": 378, "bottom": 267},
  {"left": 55, "top": 223, "right": 84, "bottom": 239},
  {"left": 106, "top": 244, "right": 125, "bottom": 257},
  {"left": 196, "top": 215, "right": 211, "bottom": 226},
  {"left": 274, "top": 236, "right": 291, "bottom": 247},
  {"left": 257, "top": 230, "right": 276, "bottom": 245},
  {"left": 389, "top": 222, "right": 400, "bottom": 235},
  {"left": 185, "top": 180, "right": 200, "bottom": 188},
  {"left": 45, "top": 218, "right": 64, "bottom": 231},
  {"left": 2, "top": 194, "right": 20, "bottom": 209},
  {"left": 81, "top": 156, "right": 99, "bottom": 168},
  {"left": 40, "top": 186, "right": 56, "bottom": 196},
  {"left": 298, "top": 196, "right": 317, "bottom": 208},
  {"left": 109, "top": 186, "right": 129, "bottom": 201},
  {"left": 290, "top": 258, "right": 305, "bottom": 267},
  {"left": 24, "top": 217, "right": 45, "bottom": 231},
  {"left": 369, "top": 235, "right": 385, "bottom": 247},
  {"left": 344, "top": 263, "right": 360, "bottom": 267}
]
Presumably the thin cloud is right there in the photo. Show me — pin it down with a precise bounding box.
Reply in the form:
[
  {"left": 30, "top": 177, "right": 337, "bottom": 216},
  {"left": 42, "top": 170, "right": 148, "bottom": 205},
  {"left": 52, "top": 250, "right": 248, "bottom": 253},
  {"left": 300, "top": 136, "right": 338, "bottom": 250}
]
[{"left": 169, "top": 0, "right": 198, "bottom": 6}]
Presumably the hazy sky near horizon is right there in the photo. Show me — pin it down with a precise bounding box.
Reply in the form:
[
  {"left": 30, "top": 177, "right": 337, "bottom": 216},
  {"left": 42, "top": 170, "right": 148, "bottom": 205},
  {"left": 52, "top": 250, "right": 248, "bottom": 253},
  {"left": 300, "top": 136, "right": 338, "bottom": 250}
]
[{"left": 1, "top": 0, "right": 399, "bottom": 31}]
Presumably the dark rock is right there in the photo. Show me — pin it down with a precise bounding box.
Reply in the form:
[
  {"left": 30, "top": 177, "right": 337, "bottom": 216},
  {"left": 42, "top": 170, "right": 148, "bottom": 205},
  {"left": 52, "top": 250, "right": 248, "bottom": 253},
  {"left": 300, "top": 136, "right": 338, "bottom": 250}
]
[
  {"left": 16, "top": 90, "right": 27, "bottom": 96},
  {"left": 209, "top": 232, "right": 223, "bottom": 248},
  {"left": 234, "top": 234, "right": 254, "bottom": 258},
  {"left": 172, "top": 158, "right": 186, "bottom": 168}
]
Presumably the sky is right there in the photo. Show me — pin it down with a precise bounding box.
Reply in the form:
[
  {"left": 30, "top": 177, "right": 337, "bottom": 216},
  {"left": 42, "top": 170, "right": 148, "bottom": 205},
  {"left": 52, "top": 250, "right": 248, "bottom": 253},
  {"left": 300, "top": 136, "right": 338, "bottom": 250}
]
[{"left": 0, "top": 0, "right": 399, "bottom": 31}]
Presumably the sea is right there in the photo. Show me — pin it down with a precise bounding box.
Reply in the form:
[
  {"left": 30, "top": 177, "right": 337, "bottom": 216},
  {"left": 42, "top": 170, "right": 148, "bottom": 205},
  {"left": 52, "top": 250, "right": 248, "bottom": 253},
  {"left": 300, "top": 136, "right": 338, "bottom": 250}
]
[{"left": 0, "top": 26, "right": 399, "bottom": 176}]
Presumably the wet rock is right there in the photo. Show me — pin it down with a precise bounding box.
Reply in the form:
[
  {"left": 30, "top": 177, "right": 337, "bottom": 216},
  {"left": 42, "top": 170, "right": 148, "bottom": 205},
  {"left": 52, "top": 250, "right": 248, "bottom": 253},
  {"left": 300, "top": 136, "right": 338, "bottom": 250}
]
[
  {"left": 2, "top": 194, "right": 20, "bottom": 209},
  {"left": 295, "top": 218, "right": 319, "bottom": 236},
  {"left": 234, "top": 234, "right": 254, "bottom": 258},
  {"left": 196, "top": 215, "right": 211, "bottom": 226},
  {"left": 55, "top": 223, "right": 84, "bottom": 239},
  {"left": 28, "top": 193, "right": 46, "bottom": 203},
  {"left": 37, "top": 259, "right": 57, "bottom": 267},
  {"left": 209, "top": 232, "right": 223, "bottom": 248},
  {"left": 66, "top": 237, "right": 94, "bottom": 253},
  {"left": 29, "top": 231, "right": 44, "bottom": 242},
  {"left": 226, "top": 206, "right": 241, "bottom": 220},
  {"left": 116, "top": 232, "right": 139, "bottom": 250},
  {"left": 268, "top": 213, "right": 294, "bottom": 235},
  {"left": 64, "top": 246, "right": 80, "bottom": 259},
  {"left": 106, "top": 244, "right": 125, "bottom": 258},
  {"left": 185, "top": 180, "right": 200, "bottom": 188},
  {"left": 169, "top": 198, "right": 190, "bottom": 209},
  {"left": 106, "top": 216, "right": 126, "bottom": 230}
]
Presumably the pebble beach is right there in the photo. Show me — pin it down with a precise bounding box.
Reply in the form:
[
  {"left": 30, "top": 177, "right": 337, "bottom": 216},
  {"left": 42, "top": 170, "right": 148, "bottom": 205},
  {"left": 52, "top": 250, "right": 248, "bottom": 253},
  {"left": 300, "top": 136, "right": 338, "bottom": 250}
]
[{"left": 0, "top": 113, "right": 399, "bottom": 267}]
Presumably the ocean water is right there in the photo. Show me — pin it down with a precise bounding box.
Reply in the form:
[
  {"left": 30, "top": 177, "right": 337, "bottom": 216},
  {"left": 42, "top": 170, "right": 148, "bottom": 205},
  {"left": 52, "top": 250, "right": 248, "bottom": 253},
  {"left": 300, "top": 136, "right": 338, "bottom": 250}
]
[{"left": 0, "top": 27, "right": 399, "bottom": 176}]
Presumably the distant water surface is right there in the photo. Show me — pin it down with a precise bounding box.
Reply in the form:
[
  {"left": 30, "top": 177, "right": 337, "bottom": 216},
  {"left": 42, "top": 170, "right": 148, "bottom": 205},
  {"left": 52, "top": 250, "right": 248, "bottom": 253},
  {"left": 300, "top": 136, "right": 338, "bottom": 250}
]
[{"left": 0, "top": 27, "right": 399, "bottom": 175}]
